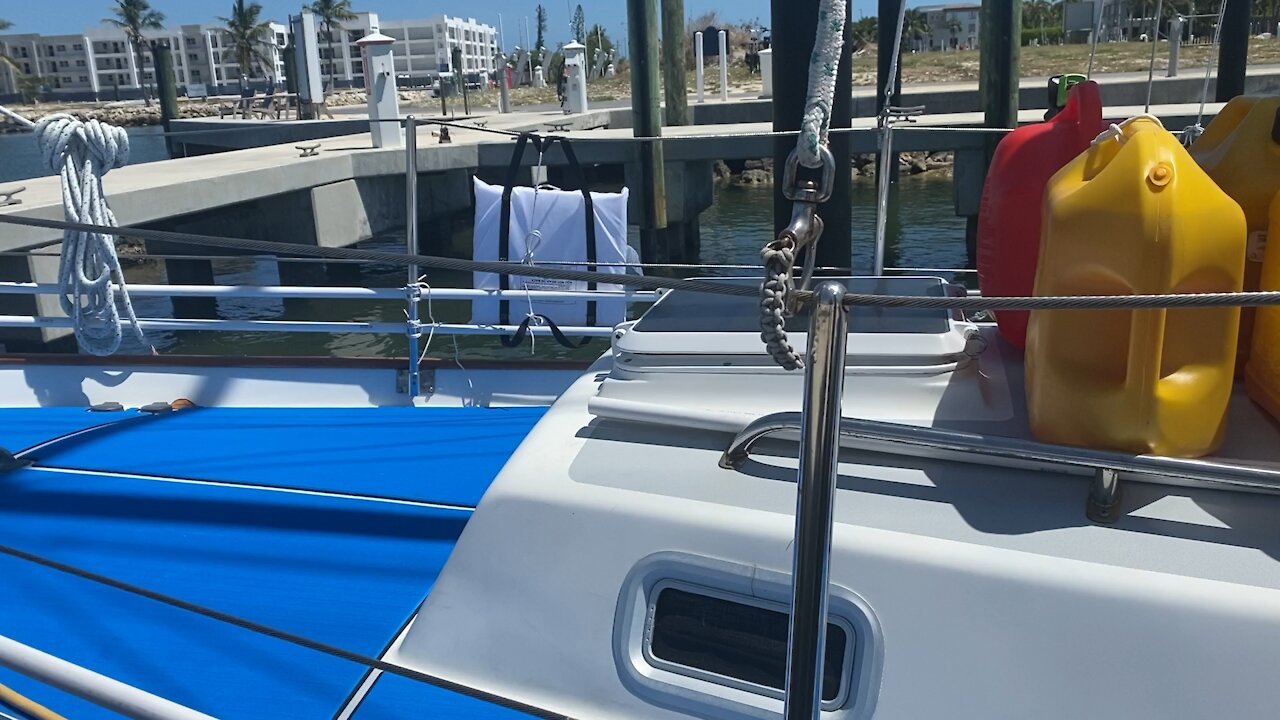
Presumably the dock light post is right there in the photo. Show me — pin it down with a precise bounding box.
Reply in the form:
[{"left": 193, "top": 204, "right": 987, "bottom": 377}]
[
  {"left": 718, "top": 29, "right": 729, "bottom": 101},
  {"left": 1167, "top": 15, "right": 1183, "bottom": 78},
  {"left": 695, "top": 31, "right": 705, "bottom": 103}
]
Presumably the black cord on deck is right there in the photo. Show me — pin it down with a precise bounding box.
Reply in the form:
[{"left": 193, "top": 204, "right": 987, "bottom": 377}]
[{"left": 0, "top": 542, "right": 572, "bottom": 720}]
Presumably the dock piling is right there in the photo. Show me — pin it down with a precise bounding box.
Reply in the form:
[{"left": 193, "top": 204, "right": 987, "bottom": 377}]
[
  {"left": 150, "top": 41, "right": 179, "bottom": 158},
  {"left": 1216, "top": 0, "right": 1249, "bottom": 101},
  {"left": 627, "top": 0, "right": 669, "bottom": 262},
  {"left": 661, "top": 0, "right": 689, "bottom": 126}
]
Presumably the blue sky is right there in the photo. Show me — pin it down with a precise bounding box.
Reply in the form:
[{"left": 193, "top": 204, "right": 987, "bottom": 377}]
[{"left": 3, "top": 1, "right": 903, "bottom": 47}]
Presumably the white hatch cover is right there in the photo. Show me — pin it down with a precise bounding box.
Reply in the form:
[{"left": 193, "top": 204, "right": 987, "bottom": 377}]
[{"left": 612, "top": 277, "right": 980, "bottom": 373}]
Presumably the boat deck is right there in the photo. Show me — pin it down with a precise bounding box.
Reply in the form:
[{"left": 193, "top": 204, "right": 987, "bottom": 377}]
[{"left": 0, "top": 405, "right": 545, "bottom": 719}]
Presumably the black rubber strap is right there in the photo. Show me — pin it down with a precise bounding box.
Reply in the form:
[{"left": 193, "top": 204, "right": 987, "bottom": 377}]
[
  {"left": 498, "top": 134, "right": 532, "bottom": 327},
  {"left": 559, "top": 138, "right": 598, "bottom": 328},
  {"left": 499, "top": 314, "right": 594, "bottom": 349}
]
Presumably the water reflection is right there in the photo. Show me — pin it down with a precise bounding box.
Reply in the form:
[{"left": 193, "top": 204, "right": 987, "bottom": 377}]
[{"left": 123, "top": 175, "right": 968, "bottom": 359}]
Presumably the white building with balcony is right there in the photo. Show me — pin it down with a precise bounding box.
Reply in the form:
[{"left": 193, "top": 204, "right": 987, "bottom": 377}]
[
  {"left": 317, "top": 12, "right": 499, "bottom": 89},
  {"left": 0, "top": 22, "right": 288, "bottom": 100},
  {"left": 917, "top": 3, "right": 982, "bottom": 51},
  {"left": 0, "top": 11, "right": 497, "bottom": 100}
]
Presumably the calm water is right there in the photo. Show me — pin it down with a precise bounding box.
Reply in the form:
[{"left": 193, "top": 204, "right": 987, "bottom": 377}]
[
  {"left": 0, "top": 125, "right": 170, "bottom": 183},
  {"left": 118, "top": 177, "right": 967, "bottom": 360}
]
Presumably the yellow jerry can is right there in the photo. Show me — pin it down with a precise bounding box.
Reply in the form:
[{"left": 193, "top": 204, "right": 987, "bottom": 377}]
[
  {"left": 1027, "top": 116, "right": 1247, "bottom": 457},
  {"left": 1190, "top": 96, "right": 1280, "bottom": 366},
  {"left": 1246, "top": 191, "right": 1280, "bottom": 421}
]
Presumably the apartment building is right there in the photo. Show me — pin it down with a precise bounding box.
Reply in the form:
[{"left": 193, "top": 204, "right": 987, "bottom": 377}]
[
  {"left": 0, "top": 22, "right": 288, "bottom": 101},
  {"left": 917, "top": 3, "right": 982, "bottom": 51},
  {"left": 0, "top": 11, "right": 497, "bottom": 99},
  {"left": 319, "top": 13, "right": 499, "bottom": 88}
]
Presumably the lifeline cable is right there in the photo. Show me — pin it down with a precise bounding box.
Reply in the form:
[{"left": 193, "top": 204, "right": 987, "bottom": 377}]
[
  {"left": 6, "top": 214, "right": 1280, "bottom": 313},
  {"left": 0, "top": 542, "right": 571, "bottom": 720}
]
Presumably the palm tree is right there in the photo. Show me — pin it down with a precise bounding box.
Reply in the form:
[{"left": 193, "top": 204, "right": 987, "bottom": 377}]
[
  {"left": 105, "top": 0, "right": 165, "bottom": 105},
  {"left": 220, "top": 0, "right": 273, "bottom": 89},
  {"left": 902, "top": 9, "right": 931, "bottom": 52},
  {"left": 0, "top": 20, "right": 17, "bottom": 82},
  {"left": 947, "top": 19, "right": 962, "bottom": 49},
  {"left": 1026, "top": 0, "right": 1052, "bottom": 44},
  {"left": 309, "top": 0, "right": 356, "bottom": 91}
]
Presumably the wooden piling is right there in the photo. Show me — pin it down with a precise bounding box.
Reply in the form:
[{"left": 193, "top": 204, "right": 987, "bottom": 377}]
[
  {"left": 661, "top": 0, "right": 689, "bottom": 126},
  {"left": 1216, "top": 0, "right": 1250, "bottom": 102},
  {"left": 627, "top": 0, "right": 669, "bottom": 262}
]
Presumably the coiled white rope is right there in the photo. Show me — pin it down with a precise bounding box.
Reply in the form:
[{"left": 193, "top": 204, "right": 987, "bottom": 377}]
[
  {"left": 796, "top": 0, "right": 848, "bottom": 168},
  {"left": 34, "top": 113, "right": 150, "bottom": 355}
]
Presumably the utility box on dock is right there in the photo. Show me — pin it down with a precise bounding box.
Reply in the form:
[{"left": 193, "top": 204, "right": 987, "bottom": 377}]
[
  {"left": 563, "top": 42, "right": 588, "bottom": 114},
  {"left": 356, "top": 32, "right": 402, "bottom": 147},
  {"left": 759, "top": 47, "right": 773, "bottom": 98},
  {"left": 291, "top": 11, "right": 325, "bottom": 119}
]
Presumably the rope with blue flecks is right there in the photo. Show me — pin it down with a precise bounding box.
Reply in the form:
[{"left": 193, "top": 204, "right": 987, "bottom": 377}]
[{"left": 796, "top": 0, "right": 847, "bottom": 168}]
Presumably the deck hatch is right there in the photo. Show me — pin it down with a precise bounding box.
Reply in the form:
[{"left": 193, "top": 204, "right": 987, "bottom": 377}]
[{"left": 643, "top": 581, "right": 854, "bottom": 708}]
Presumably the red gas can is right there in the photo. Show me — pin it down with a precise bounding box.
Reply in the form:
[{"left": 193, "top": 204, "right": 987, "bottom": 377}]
[{"left": 977, "top": 80, "right": 1105, "bottom": 348}]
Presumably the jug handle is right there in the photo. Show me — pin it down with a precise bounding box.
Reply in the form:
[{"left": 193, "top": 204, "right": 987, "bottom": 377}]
[{"left": 1126, "top": 307, "right": 1167, "bottom": 398}]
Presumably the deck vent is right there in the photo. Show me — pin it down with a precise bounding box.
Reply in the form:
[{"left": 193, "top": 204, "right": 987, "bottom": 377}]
[{"left": 645, "top": 582, "right": 853, "bottom": 707}]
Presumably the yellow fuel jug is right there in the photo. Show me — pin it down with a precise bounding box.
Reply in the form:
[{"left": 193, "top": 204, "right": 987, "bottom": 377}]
[
  {"left": 1190, "top": 96, "right": 1280, "bottom": 366},
  {"left": 1246, "top": 191, "right": 1280, "bottom": 420},
  {"left": 1026, "top": 116, "right": 1247, "bottom": 457}
]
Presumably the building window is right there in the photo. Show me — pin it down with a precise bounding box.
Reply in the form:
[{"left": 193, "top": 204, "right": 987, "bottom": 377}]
[
  {"left": 73, "top": 43, "right": 83, "bottom": 51},
  {"left": 192, "top": 69, "right": 201, "bottom": 80},
  {"left": 56, "top": 44, "right": 66, "bottom": 52},
  {"left": 189, "top": 53, "right": 199, "bottom": 62},
  {"left": 118, "top": 74, "right": 128, "bottom": 84},
  {"left": 79, "top": 75, "right": 88, "bottom": 82},
  {"left": 351, "top": 60, "right": 363, "bottom": 74},
  {"left": 58, "top": 60, "right": 68, "bottom": 68},
  {"left": 76, "top": 59, "right": 85, "bottom": 66},
  {"left": 185, "top": 36, "right": 197, "bottom": 45}
]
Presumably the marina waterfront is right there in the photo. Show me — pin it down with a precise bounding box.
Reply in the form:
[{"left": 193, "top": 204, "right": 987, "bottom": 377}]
[
  {"left": 0, "top": 125, "right": 170, "bottom": 183},
  {"left": 119, "top": 176, "right": 966, "bottom": 359}
]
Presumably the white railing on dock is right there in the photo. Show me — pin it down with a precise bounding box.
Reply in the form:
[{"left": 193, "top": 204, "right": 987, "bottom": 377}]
[
  {"left": 0, "top": 315, "right": 617, "bottom": 337},
  {"left": 0, "top": 281, "right": 648, "bottom": 338},
  {"left": 0, "top": 282, "right": 658, "bottom": 302}
]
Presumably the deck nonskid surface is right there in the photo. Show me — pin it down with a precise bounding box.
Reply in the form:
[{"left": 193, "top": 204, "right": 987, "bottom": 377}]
[{"left": 0, "top": 405, "right": 544, "bottom": 719}]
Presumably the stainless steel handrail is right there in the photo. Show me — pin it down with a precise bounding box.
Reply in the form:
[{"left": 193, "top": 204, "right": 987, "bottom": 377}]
[
  {"left": 783, "top": 280, "right": 849, "bottom": 720},
  {"left": 720, "top": 411, "right": 1280, "bottom": 516},
  {"left": 406, "top": 115, "right": 423, "bottom": 397}
]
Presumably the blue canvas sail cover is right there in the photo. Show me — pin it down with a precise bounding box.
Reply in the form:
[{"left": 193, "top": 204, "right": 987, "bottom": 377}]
[{"left": 470, "top": 178, "right": 631, "bottom": 329}]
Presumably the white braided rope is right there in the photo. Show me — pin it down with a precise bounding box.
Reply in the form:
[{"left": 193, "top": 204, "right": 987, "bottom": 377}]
[
  {"left": 35, "top": 113, "right": 150, "bottom": 356},
  {"left": 796, "top": 0, "right": 847, "bottom": 168}
]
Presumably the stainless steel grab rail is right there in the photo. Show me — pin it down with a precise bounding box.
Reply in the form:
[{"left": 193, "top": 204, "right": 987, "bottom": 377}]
[
  {"left": 721, "top": 411, "right": 1280, "bottom": 522},
  {"left": 782, "top": 281, "right": 848, "bottom": 720}
]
